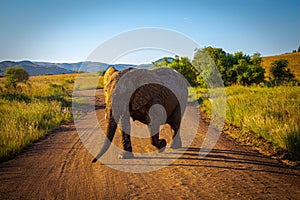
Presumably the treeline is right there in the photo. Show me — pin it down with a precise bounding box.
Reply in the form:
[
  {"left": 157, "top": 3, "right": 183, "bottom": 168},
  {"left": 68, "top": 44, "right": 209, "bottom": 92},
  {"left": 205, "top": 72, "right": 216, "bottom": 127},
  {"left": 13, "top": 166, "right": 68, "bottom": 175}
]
[
  {"left": 153, "top": 46, "right": 297, "bottom": 87},
  {"left": 291, "top": 46, "right": 300, "bottom": 53}
]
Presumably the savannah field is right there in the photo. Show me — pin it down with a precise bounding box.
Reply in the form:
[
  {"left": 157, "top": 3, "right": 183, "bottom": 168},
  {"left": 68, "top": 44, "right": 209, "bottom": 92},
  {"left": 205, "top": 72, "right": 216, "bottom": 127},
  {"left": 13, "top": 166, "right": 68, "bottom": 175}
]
[
  {"left": 198, "top": 85, "right": 300, "bottom": 162},
  {"left": 0, "top": 71, "right": 299, "bottom": 163},
  {"left": 0, "top": 73, "right": 105, "bottom": 162}
]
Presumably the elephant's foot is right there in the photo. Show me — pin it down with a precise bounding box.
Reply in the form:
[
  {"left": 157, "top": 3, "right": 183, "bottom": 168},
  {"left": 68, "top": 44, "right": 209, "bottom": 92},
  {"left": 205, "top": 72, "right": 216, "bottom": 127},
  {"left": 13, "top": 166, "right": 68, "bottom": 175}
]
[
  {"left": 170, "top": 139, "right": 182, "bottom": 149},
  {"left": 157, "top": 139, "right": 167, "bottom": 153},
  {"left": 118, "top": 151, "right": 134, "bottom": 159}
]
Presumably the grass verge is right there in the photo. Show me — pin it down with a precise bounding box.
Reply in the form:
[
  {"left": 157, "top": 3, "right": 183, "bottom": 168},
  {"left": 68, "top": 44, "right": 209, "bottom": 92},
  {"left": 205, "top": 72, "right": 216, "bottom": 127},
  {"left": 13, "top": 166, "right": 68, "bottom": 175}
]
[
  {"left": 0, "top": 74, "right": 76, "bottom": 161},
  {"left": 198, "top": 85, "right": 300, "bottom": 163},
  {"left": 0, "top": 99, "right": 71, "bottom": 161}
]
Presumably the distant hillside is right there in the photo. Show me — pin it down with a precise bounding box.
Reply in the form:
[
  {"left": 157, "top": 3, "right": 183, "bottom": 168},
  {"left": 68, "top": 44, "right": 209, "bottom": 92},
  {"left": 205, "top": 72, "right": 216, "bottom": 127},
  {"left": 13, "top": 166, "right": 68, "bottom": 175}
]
[
  {"left": 0, "top": 60, "right": 153, "bottom": 76},
  {"left": 262, "top": 52, "right": 300, "bottom": 79},
  {"left": 34, "top": 61, "right": 109, "bottom": 72},
  {"left": 0, "top": 61, "right": 75, "bottom": 76}
]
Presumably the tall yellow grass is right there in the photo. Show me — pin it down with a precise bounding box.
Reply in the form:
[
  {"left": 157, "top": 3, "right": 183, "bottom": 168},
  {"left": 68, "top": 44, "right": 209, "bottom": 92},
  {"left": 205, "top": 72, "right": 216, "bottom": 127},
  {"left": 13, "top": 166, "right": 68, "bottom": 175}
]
[
  {"left": 0, "top": 99, "right": 71, "bottom": 160},
  {"left": 0, "top": 74, "right": 77, "bottom": 161},
  {"left": 200, "top": 85, "right": 300, "bottom": 160}
]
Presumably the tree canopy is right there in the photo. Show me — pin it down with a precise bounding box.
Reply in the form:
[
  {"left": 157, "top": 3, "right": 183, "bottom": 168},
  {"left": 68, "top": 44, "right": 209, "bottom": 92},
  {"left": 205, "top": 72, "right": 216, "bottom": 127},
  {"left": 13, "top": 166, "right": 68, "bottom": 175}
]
[
  {"left": 153, "top": 56, "right": 198, "bottom": 86},
  {"left": 270, "top": 59, "right": 295, "bottom": 82},
  {"left": 196, "top": 47, "right": 265, "bottom": 86},
  {"left": 4, "top": 67, "right": 29, "bottom": 88},
  {"left": 153, "top": 46, "right": 298, "bottom": 87}
]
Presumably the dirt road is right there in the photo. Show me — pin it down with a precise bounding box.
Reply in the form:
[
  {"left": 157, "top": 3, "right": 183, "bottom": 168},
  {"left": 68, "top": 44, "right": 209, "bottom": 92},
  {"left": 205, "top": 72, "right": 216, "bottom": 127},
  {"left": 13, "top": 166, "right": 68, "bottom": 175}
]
[{"left": 0, "top": 90, "right": 300, "bottom": 199}]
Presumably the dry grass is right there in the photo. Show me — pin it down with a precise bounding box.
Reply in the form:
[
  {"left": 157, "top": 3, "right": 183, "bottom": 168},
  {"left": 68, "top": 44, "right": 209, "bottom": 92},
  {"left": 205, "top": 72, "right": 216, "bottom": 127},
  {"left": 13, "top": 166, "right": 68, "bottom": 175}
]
[
  {"left": 0, "top": 99, "right": 71, "bottom": 160},
  {"left": 0, "top": 73, "right": 104, "bottom": 161},
  {"left": 199, "top": 85, "right": 300, "bottom": 161},
  {"left": 262, "top": 52, "right": 300, "bottom": 80},
  {"left": 0, "top": 74, "right": 77, "bottom": 161}
]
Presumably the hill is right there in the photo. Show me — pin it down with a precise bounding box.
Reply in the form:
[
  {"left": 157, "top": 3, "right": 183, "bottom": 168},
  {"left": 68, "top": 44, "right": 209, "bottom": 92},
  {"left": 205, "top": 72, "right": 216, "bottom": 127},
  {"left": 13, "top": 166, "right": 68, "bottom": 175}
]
[
  {"left": 34, "top": 61, "right": 109, "bottom": 72},
  {"left": 0, "top": 61, "right": 153, "bottom": 76},
  {"left": 262, "top": 52, "right": 300, "bottom": 79},
  {"left": 0, "top": 61, "right": 75, "bottom": 76}
]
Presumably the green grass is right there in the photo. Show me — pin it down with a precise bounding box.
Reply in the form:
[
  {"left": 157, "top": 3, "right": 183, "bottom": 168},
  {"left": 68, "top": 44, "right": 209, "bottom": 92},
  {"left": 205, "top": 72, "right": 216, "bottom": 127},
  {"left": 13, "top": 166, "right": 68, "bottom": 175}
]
[
  {"left": 0, "top": 74, "right": 76, "bottom": 161},
  {"left": 199, "top": 85, "right": 300, "bottom": 161},
  {"left": 0, "top": 99, "right": 71, "bottom": 160}
]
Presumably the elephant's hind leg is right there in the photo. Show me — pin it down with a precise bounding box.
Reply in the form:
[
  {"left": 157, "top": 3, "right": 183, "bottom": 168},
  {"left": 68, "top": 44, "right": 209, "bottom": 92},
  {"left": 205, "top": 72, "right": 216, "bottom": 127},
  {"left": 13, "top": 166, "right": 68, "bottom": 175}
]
[
  {"left": 118, "top": 115, "right": 134, "bottom": 159},
  {"left": 148, "top": 126, "right": 166, "bottom": 152},
  {"left": 170, "top": 124, "right": 182, "bottom": 149},
  {"left": 170, "top": 105, "right": 182, "bottom": 149},
  {"left": 151, "top": 134, "right": 167, "bottom": 152}
]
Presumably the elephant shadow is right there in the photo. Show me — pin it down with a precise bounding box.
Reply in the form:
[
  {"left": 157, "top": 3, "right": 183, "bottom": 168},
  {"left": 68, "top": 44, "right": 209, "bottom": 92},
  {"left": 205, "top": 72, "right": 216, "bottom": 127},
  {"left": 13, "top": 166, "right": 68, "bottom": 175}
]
[{"left": 105, "top": 147, "right": 297, "bottom": 176}]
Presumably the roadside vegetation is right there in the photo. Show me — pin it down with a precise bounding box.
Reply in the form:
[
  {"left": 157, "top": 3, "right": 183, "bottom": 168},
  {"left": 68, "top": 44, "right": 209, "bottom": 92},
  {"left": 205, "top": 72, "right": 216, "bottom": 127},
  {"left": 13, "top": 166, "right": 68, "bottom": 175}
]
[
  {"left": 185, "top": 47, "right": 299, "bottom": 162},
  {"left": 198, "top": 86, "right": 300, "bottom": 162},
  {"left": 0, "top": 72, "right": 77, "bottom": 161},
  {"left": 0, "top": 70, "right": 104, "bottom": 162},
  {"left": 159, "top": 46, "right": 299, "bottom": 162}
]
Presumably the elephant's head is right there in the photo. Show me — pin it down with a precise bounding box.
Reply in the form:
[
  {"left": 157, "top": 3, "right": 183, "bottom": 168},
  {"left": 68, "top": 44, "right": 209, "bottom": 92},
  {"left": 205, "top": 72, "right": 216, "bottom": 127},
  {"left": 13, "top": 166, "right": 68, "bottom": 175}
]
[{"left": 103, "top": 67, "right": 134, "bottom": 119}]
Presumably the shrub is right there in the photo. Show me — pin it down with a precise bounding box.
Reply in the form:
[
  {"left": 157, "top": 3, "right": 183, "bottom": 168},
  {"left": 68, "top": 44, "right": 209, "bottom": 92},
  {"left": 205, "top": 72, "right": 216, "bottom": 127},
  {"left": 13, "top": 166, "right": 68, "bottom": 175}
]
[
  {"left": 5, "top": 67, "right": 29, "bottom": 82},
  {"left": 4, "top": 67, "right": 29, "bottom": 89},
  {"left": 270, "top": 59, "right": 295, "bottom": 83}
]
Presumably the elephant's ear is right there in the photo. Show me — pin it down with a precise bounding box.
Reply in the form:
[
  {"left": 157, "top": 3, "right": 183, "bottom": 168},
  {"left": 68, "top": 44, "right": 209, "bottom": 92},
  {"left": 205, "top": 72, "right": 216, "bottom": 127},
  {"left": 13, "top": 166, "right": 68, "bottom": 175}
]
[
  {"left": 104, "top": 67, "right": 117, "bottom": 86},
  {"left": 130, "top": 84, "right": 161, "bottom": 111}
]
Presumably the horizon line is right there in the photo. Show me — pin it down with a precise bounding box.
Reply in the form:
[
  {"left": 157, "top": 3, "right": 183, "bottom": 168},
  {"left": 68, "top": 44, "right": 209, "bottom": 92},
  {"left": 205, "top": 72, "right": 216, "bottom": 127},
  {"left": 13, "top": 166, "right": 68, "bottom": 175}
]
[{"left": 0, "top": 51, "right": 298, "bottom": 64}]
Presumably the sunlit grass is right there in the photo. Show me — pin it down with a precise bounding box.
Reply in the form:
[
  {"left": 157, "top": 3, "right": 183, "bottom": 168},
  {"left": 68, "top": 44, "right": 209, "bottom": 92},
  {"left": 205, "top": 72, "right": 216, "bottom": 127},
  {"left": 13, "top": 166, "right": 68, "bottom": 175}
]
[
  {"left": 199, "top": 85, "right": 300, "bottom": 160},
  {"left": 0, "top": 74, "right": 79, "bottom": 161},
  {"left": 0, "top": 99, "right": 71, "bottom": 160},
  {"left": 73, "top": 73, "right": 104, "bottom": 90}
]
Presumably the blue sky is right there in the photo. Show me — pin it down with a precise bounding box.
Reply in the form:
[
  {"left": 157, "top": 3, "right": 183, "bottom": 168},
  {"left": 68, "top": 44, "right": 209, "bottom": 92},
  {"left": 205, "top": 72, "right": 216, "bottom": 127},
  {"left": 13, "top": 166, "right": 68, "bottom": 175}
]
[{"left": 0, "top": 0, "right": 299, "bottom": 63}]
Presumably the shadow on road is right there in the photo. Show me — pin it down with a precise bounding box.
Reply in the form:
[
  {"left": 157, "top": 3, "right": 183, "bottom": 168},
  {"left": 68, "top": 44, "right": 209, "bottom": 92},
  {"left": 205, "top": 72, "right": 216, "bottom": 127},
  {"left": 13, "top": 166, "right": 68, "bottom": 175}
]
[{"left": 107, "top": 147, "right": 299, "bottom": 176}]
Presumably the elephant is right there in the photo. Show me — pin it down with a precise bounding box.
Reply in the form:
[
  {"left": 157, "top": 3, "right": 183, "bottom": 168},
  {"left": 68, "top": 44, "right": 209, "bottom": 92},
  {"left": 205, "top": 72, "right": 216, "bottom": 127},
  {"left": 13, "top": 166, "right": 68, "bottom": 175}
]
[{"left": 92, "top": 66, "right": 188, "bottom": 162}]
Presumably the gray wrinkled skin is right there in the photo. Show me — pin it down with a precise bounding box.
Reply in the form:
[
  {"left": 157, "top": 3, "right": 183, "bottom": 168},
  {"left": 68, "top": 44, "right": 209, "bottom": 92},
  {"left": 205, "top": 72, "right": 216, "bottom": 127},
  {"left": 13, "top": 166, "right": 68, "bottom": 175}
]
[{"left": 92, "top": 67, "right": 188, "bottom": 162}]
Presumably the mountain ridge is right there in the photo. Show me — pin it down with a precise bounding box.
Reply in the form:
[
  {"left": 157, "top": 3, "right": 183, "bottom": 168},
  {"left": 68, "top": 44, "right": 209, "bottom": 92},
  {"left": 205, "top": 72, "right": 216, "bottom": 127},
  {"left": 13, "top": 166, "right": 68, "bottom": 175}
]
[{"left": 0, "top": 60, "right": 156, "bottom": 76}]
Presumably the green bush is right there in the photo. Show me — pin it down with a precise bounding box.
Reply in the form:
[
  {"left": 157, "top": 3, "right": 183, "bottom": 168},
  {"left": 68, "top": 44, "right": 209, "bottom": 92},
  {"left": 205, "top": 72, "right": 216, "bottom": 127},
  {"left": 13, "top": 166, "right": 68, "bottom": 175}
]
[{"left": 4, "top": 67, "right": 29, "bottom": 89}]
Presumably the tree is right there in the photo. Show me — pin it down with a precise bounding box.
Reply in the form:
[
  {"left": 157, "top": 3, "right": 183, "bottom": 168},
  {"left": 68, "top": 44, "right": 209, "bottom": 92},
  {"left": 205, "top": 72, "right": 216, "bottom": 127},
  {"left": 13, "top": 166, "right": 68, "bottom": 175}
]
[
  {"left": 5, "top": 67, "right": 29, "bottom": 82},
  {"left": 232, "top": 59, "right": 265, "bottom": 85},
  {"left": 153, "top": 56, "right": 198, "bottom": 86},
  {"left": 270, "top": 59, "right": 295, "bottom": 82},
  {"left": 168, "top": 57, "right": 198, "bottom": 86},
  {"left": 298, "top": 46, "right": 300, "bottom": 52},
  {"left": 201, "top": 47, "right": 233, "bottom": 85},
  {"left": 197, "top": 47, "right": 265, "bottom": 86},
  {"left": 4, "top": 67, "right": 29, "bottom": 89},
  {"left": 251, "top": 52, "right": 262, "bottom": 66},
  {"left": 152, "top": 57, "right": 170, "bottom": 68}
]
